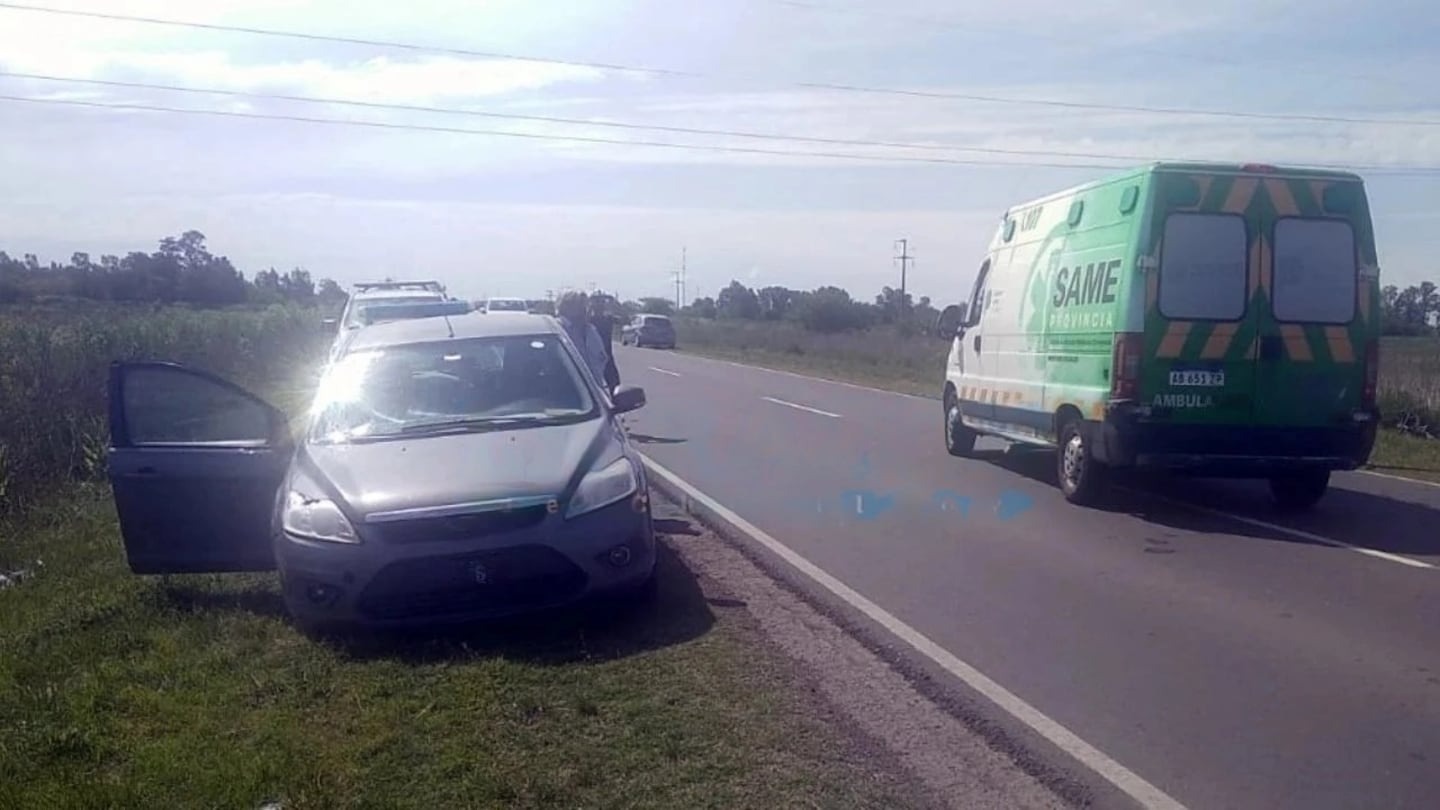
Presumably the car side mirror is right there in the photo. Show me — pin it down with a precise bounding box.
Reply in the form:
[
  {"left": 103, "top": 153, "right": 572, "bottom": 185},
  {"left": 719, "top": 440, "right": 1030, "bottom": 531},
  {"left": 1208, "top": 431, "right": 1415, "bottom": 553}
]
[
  {"left": 611, "top": 385, "right": 647, "bottom": 414},
  {"left": 935, "top": 303, "right": 966, "bottom": 339}
]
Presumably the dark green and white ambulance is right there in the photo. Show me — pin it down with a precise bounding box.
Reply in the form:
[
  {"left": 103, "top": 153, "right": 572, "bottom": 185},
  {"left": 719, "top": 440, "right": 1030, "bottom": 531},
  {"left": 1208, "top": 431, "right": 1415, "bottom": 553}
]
[{"left": 936, "top": 162, "right": 1382, "bottom": 509}]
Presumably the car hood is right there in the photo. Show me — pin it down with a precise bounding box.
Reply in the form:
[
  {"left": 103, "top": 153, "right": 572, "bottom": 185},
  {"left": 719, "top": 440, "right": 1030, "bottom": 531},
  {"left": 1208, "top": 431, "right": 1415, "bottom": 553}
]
[{"left": 298, "top": 417, "right": 617, "bottom": 518}]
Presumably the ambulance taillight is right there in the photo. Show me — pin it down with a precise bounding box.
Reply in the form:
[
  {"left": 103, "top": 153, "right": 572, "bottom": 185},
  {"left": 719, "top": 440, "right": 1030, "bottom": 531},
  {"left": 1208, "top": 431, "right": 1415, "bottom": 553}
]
[{"left": 1110, "top": 333, "right": 1144, "bottom": 401}]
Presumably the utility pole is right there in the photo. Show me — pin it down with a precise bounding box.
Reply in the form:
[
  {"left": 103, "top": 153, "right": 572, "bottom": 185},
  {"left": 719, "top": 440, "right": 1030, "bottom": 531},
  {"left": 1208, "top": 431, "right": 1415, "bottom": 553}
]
[
  {"left": 894, "top": 239, "right": 913, "bottom": 315},
  {"left": 670, "top": 247, "right": 687, "bottom": 311}
]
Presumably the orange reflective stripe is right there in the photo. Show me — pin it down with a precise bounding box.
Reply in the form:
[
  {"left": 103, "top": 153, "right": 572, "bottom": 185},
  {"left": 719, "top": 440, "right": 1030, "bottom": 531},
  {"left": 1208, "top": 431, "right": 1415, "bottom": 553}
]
[
  {"left": 1222, "top": 177, "right": 1259, "bottom": 214},
  {"left": 1325, "top": 326, "right": 1355, "bottom": 363},
  {"left": 1156, "top": 321, "right": 1192, "bottom": 358},
  {"left": 1264, "top": 178, "right": 1299, "bottom": 217},
  {"left": 1200, "top": 323, "right": 1240, "bottom": 359},
  {"left": 1281, "top": 324, "right": 1313, "bottom": 361}
]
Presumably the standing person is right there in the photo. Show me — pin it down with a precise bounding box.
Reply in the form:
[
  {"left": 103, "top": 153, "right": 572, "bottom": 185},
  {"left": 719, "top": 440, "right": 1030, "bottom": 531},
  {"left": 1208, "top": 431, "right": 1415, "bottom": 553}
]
[
  {"left": 589, "top": 295, "right": 621, "bottom": 391},
  {"left": 556, "top": 291, "right": 611, "bottom": 389}
]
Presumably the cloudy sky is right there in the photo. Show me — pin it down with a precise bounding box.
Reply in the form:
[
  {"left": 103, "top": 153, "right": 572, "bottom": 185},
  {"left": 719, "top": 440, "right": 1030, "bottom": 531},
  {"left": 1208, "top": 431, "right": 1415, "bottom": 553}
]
[{"left": 2, "top": 0, "right": 1439, "bottom": 304}]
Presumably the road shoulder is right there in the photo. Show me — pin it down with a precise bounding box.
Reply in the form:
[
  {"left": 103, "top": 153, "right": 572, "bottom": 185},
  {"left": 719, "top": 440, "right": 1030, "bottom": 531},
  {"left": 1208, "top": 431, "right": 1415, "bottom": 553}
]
[{"left": 650, "top": 492, "right": 1078, "bottom": 810}]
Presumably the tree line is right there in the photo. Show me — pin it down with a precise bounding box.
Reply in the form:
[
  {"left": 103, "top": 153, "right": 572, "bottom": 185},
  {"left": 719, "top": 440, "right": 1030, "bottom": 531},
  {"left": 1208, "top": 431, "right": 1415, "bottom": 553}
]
[
  {"left": 1381, "top": 282, "right": 1440, "bottom": 336},
  {"left": 620, "top": 280, "right": 939, "bottom": 334},
  {"left": 0, "top": 231, "right": 348, "bottom": 310},
  {"left": 651, "top": 278, "right": 1440, "bottom": 337},
  {"left": 8, "top": 235, "right": 1434, "bottom": 339}
]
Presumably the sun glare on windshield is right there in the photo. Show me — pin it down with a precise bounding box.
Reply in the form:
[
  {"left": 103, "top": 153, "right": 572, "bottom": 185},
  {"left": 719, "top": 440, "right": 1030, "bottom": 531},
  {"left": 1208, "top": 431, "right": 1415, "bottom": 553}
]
[{"left": 309, "top": 336, "right": 594, "bottom": 442}]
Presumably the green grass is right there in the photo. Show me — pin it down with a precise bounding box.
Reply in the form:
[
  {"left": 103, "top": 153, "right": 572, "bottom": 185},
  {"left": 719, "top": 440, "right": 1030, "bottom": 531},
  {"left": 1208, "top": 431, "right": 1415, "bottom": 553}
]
[
  {"left": 673, "top": 318, "right": 944, "bottom": 398},
  {"left": 0, "top": 303, "right": 923, "bottom": 809},
  {"left": 671, "top": 318, "right": 1440, "bottom": 481},
  {"left": 0, "top": 488, "right": 922, "bottom": 810}
]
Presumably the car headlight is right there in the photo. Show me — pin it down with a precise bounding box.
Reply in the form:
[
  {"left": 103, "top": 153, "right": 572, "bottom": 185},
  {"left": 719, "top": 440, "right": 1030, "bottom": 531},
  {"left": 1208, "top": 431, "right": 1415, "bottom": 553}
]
[
  {"left": 282, "top": 491, "right": 360, "bottom": 544},
  {"left": 566, "top": 457, "right": 639, "bottom": 519}
]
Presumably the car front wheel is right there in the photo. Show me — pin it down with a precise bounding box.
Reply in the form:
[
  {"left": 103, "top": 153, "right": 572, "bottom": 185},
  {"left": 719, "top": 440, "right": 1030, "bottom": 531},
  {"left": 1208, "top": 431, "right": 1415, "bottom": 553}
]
[
  {"left": 943, "top": 389, "right": 976, "bottom": 456},
  {"left": 1057, "top": 417, "right": 1108, "bottom": 505}
]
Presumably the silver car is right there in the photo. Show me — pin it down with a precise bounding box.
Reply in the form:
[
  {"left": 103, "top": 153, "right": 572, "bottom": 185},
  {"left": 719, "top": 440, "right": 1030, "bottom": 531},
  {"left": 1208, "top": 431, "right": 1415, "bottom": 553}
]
[
  {"left": 107, "top": 312, "right": 655, "bottom": 630},
  {"left": 325, "top": 280, "right": 451, "bottom": 363}
]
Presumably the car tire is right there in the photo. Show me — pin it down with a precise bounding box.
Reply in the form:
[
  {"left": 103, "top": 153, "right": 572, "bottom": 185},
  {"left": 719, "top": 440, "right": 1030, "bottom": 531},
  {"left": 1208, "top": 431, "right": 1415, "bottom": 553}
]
[
  {"left": 1269, "top": 470, "right": 1330, "bottom": 511},
  {"left": 943, "top": 388, "right": 977, "bottom": 456},
  {"left": 1057, "top": 416, "right": 1108, "bottom": 505}
]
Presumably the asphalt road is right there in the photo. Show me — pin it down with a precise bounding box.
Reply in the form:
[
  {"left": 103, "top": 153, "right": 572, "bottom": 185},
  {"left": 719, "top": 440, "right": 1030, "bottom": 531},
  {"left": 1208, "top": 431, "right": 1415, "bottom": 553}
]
[{"left": 614, "top": 346, "right": 1440, "bottom": 810}]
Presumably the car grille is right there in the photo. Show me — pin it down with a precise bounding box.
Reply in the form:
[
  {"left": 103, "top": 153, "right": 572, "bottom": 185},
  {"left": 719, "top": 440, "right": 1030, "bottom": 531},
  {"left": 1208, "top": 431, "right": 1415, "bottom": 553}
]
[
  {"left": 357, "top": 545, "right": 587, "bottom": 621},
  {"left": 371, "top": 505, "right": 549, "bottom": 544}
]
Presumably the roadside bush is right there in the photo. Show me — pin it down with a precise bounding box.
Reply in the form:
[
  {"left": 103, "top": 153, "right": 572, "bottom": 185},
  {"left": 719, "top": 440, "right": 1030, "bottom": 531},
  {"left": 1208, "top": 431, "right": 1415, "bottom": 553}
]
[
  {"left": 0, "top": 303, "right": 326, "bottom": 513},
  {"left": 1377, "top": 337, "right": 1440, "bottom": 437}
]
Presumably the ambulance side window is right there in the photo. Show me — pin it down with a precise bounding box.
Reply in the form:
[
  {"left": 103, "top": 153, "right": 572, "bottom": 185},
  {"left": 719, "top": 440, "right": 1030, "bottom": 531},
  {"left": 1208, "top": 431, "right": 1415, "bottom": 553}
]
[{"left": 966, "top": 260, "right": 992, "bottom": 327}]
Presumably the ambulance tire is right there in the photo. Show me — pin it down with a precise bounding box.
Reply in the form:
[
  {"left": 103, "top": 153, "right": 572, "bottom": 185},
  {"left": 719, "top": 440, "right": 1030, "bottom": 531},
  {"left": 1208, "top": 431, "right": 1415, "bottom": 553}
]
[
  {"left": 1268, "top": 470, "right": 1330, "bottom": 511},
  {"left": 1057, "top": 416, "right": 1108, "bottom": 505},
  {"left": 944, "top": 388, "right": 977, "bottom": 456}
]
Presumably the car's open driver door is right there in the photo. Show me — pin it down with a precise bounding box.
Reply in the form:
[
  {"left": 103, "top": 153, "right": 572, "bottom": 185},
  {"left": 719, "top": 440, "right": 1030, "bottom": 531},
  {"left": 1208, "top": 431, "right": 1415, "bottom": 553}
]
[{"left": 107, "top": 362, "right": 292, "bottom": 574}]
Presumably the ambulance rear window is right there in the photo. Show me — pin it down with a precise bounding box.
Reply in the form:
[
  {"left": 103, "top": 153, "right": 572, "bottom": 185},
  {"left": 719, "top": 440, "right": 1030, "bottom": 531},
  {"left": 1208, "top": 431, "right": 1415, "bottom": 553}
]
[
  {"left": 1159, "top": 213, "right": 1248, "bottom": 321},
  {"left": 1272, "top": 218, "right": 1356, "bottom": 324}
]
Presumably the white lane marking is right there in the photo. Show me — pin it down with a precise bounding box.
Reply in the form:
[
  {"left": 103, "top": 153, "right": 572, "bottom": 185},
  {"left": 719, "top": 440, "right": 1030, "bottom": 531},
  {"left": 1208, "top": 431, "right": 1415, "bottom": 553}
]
[
  {"left": 640, "top": 455, "right": 1186, "bottom": 810},
  {"left": 674, "top": 352, "right": 933, "bottom": 401},
  {"left": 1120, "top": 487, "right": 1435, "bottom": 571},
  {"left": 1357, "top": 469, "right": 1440, "bottom": 490},
  {"left": 647, "top": 366, "right": 682, "bottom": 377},
  {"left": 761, "top": 396, "right": 842, "bottom": 418}
]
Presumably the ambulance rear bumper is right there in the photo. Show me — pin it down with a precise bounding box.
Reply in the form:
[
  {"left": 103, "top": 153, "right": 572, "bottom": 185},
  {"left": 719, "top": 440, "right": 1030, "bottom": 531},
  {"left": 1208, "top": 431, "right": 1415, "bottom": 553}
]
[{"left": 1094, "top": 403, "right": 1379, "bottom": 476}]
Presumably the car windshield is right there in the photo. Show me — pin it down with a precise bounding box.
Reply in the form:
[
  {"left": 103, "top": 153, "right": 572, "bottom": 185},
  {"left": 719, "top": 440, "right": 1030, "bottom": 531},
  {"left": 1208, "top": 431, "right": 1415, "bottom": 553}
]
[
  {"left": 488, "top": 299, "right": 527, "bottom": 311},
  {"left": 345, "top": 296, "right": 443, "bottom": 328},
  {"left": 644, "top": 316, "right": 671, "bottom": 326},
  {"left": 308, "top": 334, "right": 596, "bottom": 442}
]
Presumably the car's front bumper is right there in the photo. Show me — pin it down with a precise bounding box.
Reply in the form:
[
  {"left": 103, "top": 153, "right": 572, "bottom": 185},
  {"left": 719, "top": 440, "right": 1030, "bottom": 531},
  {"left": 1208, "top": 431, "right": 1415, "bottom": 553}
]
[{"left": 274, "top": 494, "right": 655, "bottom": 627}]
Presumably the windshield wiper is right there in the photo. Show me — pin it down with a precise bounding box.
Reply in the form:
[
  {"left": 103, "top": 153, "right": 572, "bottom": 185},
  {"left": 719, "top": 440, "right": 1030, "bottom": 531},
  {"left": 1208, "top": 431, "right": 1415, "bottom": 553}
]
[
  {"left": 395, "top": 418, "right": 509, "bottom": 436},
  {"left": 394, "top": 415, "right": 576, "bottom": 436}
]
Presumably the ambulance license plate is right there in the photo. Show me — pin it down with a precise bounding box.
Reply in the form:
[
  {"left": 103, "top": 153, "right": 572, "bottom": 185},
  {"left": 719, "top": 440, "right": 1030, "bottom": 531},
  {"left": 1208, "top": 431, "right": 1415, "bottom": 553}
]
[{"left": 1169, "top": 369, "right": 1225, "bottom": 387}]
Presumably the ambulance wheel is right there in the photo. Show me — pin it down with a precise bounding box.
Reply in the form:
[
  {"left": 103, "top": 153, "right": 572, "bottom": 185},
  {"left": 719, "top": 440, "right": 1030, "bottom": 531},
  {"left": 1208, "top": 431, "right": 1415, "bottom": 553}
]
[
  {"left": 1057, "top": 417, "right": 1108, "bottom": 505},
  {"left": 944, "top": 388, "right": 976, "bottom": 456},
  {"left": 1268, "top": 470, "right": 1330, "bottom": 511}
]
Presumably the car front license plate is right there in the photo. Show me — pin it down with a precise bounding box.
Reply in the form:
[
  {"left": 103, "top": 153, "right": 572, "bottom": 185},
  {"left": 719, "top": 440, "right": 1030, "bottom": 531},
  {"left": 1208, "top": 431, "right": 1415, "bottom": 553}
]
[{"left": 1169, "top": 369, "right": 1225, "bottom": 387}]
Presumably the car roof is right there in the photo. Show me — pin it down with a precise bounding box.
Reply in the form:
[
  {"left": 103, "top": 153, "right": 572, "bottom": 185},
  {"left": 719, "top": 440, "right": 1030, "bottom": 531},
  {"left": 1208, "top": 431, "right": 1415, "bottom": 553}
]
[
  {"left": 486, "top": 296, "right": 526, "bottom": 302},
  {"left": 346, "top": 311, "right": 562, "bottom": 351},
  {"left": 352, "top": 288, "right": 447, "bottom": 302}
]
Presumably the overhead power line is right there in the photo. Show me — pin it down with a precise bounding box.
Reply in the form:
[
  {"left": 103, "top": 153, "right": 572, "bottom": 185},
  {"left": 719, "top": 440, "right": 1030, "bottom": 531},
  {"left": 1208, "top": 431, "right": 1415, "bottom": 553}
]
[
  {"left": 5, "top": 71, "right": 1439, "bottom": 175},
  {"left": 767, "top": 0, "right": 1401, "bottom": 90},
  {"left": 0, "top": 1, "right": 692, "bottom": 78},
  {"left": 0, "top": 70, "right": 1151, "bottom": 162},
  {"left": 7, "top": 91, "right": 1440, "bottom": 178},
  {"left": 1, "top": 1, "right": 1437, "bottom": 129},
  {"left": 0, "top": 93, "right": 1137, "bottom": 170}
]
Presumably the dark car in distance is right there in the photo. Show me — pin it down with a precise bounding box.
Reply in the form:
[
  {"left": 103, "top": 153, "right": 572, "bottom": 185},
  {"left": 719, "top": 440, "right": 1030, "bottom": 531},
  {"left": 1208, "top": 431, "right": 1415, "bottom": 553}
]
[
  {"left": 621, "top": 314, "right": 676, "bottom": 349},
  {"left": 106, "top": 311, "right": 656, "bottom": 631}
]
